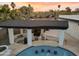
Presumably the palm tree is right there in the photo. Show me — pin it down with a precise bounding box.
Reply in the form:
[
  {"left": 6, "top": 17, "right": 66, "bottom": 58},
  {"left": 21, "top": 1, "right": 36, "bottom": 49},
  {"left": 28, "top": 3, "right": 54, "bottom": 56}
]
[
  {"left": 54, "top": 5, "right": 61, "bottom": 20},
  {"left": 27, "top": 4, "right": 33, "bottom": 18},
  {"left": 10, "top": 2, "right": 16, "bottom": 10},
  {"left": 10, "top": 2, "right": 17, "bottom": 19},
  {"left": 58, "top": 5, "right": 61, "bottom": 17},
  {"left": 58, "top": 5, "right": 61, "bottom": 9},
  {"left": 58, "top": 5, "right": 61, "bottom": 13},
  {"left": 28, "top": 4, "right": 33, "bottom": 13}
]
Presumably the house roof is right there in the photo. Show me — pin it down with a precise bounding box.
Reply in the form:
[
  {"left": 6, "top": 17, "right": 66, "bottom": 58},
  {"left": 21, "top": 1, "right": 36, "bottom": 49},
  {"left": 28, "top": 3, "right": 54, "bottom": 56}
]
[{"left": 0, "top": 20, "right": 68, "bottom": 29}]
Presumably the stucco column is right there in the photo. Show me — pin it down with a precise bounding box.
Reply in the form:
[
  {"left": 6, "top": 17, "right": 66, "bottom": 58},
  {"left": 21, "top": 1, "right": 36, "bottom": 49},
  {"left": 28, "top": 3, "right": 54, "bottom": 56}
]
[
  {"left": 20, "top": 29, "right": 24, "bottom": 34},
  {"left": 27, "top": 29, "right": 32, "bottom": 46},
  {"left": 58, "top": 30, "right": 64, "bottom": 47},
  {"left": 8, "top": 28, "right": 14, "bottom": 44},
  {"left": 40, "top": 29, "right": 44, "bottom": 39}
]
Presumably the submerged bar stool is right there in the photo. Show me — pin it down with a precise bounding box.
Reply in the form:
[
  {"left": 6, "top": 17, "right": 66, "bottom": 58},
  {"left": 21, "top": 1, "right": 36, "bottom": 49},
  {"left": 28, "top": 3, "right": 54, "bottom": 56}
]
[{"left": 0, "top": 20, "right": 68, "bottom": 47}]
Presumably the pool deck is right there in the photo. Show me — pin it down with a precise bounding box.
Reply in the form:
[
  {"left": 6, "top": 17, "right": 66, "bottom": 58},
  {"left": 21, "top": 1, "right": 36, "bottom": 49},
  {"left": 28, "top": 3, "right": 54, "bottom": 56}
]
[{"left": 9, "top": 32, "right": 79, "bottom": 56}]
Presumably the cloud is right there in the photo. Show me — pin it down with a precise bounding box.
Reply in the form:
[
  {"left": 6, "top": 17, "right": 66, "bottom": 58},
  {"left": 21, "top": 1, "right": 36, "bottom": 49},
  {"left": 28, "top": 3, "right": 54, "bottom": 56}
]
[{"left": 0, "top": 2, "right": 79, "bottom": 11}]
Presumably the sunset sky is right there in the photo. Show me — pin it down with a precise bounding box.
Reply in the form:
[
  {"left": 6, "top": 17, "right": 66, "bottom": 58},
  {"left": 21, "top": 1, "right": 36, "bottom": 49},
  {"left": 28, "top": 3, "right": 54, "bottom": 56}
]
[{"left": 0, "top": 2, "right": 79, "bottom": 11}]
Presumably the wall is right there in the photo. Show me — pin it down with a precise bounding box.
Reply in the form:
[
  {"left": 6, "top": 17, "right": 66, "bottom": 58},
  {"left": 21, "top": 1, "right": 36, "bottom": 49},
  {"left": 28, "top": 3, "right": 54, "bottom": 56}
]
[
  {"left": 0, "top": 28, "right": 9, "bottom": 45},
  {"left": 59, "top": 15, "right": 79, "bottom": 40},
  {"left": 66, "top": 21, "right": 79, "bottom": 40}
]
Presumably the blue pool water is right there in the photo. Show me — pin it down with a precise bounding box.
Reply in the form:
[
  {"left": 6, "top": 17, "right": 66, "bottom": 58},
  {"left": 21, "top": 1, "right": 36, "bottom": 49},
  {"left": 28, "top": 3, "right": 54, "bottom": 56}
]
[{"left": 16, "top": 45, "right": 76, "bottom": 56}]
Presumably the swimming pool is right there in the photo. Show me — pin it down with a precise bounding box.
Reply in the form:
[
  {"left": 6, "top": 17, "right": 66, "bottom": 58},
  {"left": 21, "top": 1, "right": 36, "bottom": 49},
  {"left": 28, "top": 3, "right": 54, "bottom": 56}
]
[{"left": 16, "top": 45, "right": 76, "bottom": 56}]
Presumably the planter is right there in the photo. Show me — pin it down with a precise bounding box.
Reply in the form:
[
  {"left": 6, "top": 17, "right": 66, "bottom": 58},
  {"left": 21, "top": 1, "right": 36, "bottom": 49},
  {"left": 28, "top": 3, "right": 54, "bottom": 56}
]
[{"left": 0, "top": 45, "right": 12, "bottom": 56}]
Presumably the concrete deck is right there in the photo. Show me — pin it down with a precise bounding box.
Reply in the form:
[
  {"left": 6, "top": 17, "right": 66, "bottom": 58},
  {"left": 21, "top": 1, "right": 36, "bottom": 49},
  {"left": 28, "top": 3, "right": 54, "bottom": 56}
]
[{"left": 9, "top": 33, "right": 79, "bottom": 56}]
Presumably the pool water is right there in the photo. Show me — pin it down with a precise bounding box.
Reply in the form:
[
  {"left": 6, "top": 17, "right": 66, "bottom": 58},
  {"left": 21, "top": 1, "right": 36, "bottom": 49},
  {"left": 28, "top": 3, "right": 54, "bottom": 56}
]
[{"left": 16, "top": 45, "right": 76, "bottom": 56}]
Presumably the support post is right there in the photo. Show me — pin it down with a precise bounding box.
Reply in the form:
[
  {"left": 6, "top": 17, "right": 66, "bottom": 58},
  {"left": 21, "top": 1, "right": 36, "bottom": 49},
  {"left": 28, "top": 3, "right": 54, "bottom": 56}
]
[
  {"left": 41, "top": 29, "right": 44, "bottom": 34},
  {"left": 20, "top": 29, "right": 23, "bottom": 34},
  {"left": 58, "top": 30, "right": 64, "bottom": 47},
  {"left": 8, "top": 28, "right": 14, "bottom": 44},
  {"left": 40, "top": 29, "right": 44, "bottom": 39},
  {"left": 27, "top": 29, "right": 32, "bottom": 46}
]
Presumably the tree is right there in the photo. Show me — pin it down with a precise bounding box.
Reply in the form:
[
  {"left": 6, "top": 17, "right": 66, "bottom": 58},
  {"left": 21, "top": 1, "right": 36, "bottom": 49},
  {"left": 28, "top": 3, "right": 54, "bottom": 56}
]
[
  {"left": 19, "top": 6, "right": 28, "bottom": 15},
  {"left": 54, "top": 5, "right": 61, "bottom": 20},
  {"left": 48, "top": 10, "right": 54, "bottom": 17},
  {"left": 75, "top": 8, "right": 79, "bottom": 12},
  {"left": 10, "top": 2, "right": 16, "bottom": 19},
  {"left": 49, "top": 10, "right": 54, "bottom": 14},
  {"left": 0, "top": 4, "right": 10, "bottom": 21},
  {"left": 65, "top": 7, "right": 71, "bottom": 12},
  {"left": 58, "top": 5, "right": 61, "bottom": 9},
  {"left": 57, "top": 4, "right": 61, "bottom": 14},
  {"left": 0, "top": 5, "right": 2, "bottom": 12},
  {"left": 27, "top": 4, "right": 33, "bottom": 13},
  {"left": 19, "top": 6, "right": 29, "bottom": 20},
  {"left": 1, "top": 4, "right": 10, "bottom": 13},
  {"left": 27, "top": 4, "right": 33, "bottom": 18},
  {"left": 10, "top": 2, "right": 16, "bottom": 10}
]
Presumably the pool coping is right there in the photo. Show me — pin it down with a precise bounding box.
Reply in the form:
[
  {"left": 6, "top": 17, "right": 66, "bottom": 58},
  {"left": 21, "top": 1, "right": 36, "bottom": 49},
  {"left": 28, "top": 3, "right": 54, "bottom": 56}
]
[{"left": 16, "top": 45, "right": 76, "bottom": 56}]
